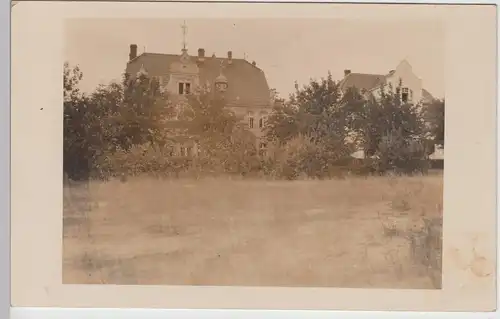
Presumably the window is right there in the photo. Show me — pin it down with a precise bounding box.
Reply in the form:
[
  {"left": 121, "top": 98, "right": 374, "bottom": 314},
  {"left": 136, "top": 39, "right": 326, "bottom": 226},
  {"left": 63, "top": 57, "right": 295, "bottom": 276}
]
[
  {"left": 167, "top": 146, "right": 175, "bottom": 156},
  {"left": 259, "top": 142, "right": 267, "bottom": 156},
  {"left": 178, "top": 82, "right": 191, "bottom": 95},
  {"left": 179, "top": 146, "right": 186, "bottom": 156},
  {"left": 259, "top": 115, "right": 268, "bottom": 128},
  {"left": 401, "top": 87, "right": 409, "bottom": 103},
  {"left": 248, "top": 112, "right": 255, "bottom": 129},
  {"left": 248, "top": 117, "right": 254, "bottom": 129}
]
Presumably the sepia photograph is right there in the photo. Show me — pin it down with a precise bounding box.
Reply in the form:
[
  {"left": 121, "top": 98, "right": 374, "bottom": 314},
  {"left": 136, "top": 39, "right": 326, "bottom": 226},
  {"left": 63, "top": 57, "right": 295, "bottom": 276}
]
[
  {"left": 10, "top": 1, "right": 497, "bottom": 311},
  {"left": 63, "top": 18, "right": 445, "bottom": 288}
]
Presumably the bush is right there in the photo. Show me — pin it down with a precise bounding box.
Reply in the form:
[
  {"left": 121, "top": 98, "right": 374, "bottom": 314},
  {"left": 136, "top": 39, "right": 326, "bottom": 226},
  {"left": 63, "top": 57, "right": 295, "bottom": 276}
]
[
  {"left": 262, "top": 135, "right": 349, "bottom": 180},
  {"left": 94, "top": 142, "right": 192, "bottom": 180},
  {"left": 374, "top": 128, "right": 429, "bottom": 175}
]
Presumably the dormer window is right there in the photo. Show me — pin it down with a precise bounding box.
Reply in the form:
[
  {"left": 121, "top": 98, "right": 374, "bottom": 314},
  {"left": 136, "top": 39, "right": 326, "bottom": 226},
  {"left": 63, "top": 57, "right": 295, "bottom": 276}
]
[
  {"left": 215, "top": 82, "right": 228, "bottom": 92},
  {"left": 178, "top": 82, "right": 191, "bottom": 95}
]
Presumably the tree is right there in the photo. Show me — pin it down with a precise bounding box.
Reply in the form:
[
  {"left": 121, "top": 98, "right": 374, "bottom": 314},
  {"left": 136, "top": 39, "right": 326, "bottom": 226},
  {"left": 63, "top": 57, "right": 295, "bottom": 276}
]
[
  {"left": 424, "top": 98, "right": 445, "bottom": 146},
  {"left": 63, "top": 62, "right": 83, "bottom": 103},
  {"left": 265, "top": 101, "right": 300, "bottom": 143},
  {"left": 376, "top": 127, "right": 428, "bottom": 174},
  {"left": 264, "top": 73, "right": 360, "bottom": 178},
  {"left": 354, "top": 83, "right": 428, "bottom": 173},
  {"left": 63, "top": 62, "right": 96, "bottom": 180},
  {"left": 64, "top": 62, "right": 177, "bottom": 179},
  {"left": 119, "top": 71, "right": 172, "bottom": 149},
  {"left": 183, "top": 91, "right": 247, "bottom": 170},
  {"left": 290, "top": 73, "right": 346, "bottom": 143},
  {"left": 358, "top": 83, "right": 426, "bottom": 156},
  {"left": 266, "top": 72, "right": 354, "bottom": 146}
]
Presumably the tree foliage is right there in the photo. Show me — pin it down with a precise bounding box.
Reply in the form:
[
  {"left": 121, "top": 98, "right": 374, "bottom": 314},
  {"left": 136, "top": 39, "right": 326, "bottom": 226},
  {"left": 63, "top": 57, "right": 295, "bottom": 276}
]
[
  {"left": 63, "top": 62, "right": 95, "bottom": 180},
  {"left": 63, "top": 62, "right": 173, "bottom": 180},
  {"left": 424, "top": 98, "right": 445, "bottom": 145},
  {"left": 64, "top": 62, "right": 440, "bottom": 180},
  {"left": 267, "top": 73, "right": 347, "bottom": 144},
  {"left": 182, "top": 92, "right": 260, "bottom": 174},
  {"left": 359, "top": 83, "right": 426, "bottom": 156}
]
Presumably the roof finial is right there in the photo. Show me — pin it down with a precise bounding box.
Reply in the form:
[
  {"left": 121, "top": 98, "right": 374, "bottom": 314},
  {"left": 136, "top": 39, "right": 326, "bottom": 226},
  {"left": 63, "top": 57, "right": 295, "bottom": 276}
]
[
  {"left": 181, "top": 20, "right": 188, "bottom": 51},
  {"left": 219, "top": 59, "right": 225, "bottom": 74}
]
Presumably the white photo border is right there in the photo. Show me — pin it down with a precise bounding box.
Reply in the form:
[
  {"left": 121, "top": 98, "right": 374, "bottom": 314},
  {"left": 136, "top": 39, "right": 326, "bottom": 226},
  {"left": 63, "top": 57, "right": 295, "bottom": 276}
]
[{"left": 8, "top": 0, "right": 499, "bottom": 317}]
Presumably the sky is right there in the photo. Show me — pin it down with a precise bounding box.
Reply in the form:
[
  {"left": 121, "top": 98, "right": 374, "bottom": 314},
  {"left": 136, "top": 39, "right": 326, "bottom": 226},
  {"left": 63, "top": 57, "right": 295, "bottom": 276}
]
[{"left": 65, "top": 18, "right": 444, "bottom": 99}]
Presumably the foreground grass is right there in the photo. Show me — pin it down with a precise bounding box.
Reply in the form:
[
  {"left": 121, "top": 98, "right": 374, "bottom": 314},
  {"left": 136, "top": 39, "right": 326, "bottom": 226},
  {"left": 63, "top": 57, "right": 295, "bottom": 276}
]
[{"left": 63, "top": 174, "right": 443, "bottom": 288}]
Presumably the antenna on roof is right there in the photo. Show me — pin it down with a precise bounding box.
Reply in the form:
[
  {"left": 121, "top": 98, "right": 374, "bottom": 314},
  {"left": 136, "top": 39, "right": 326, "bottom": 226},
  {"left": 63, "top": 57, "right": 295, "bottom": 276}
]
[
  {"left": 143, "top": 46, "right": 146, "bottom": 54},
  {"left": 243, "top": 52, "right": 247, "bottom": 60},
  {"left": 181, "top": 20, "right": 188, "bottom": 50}
]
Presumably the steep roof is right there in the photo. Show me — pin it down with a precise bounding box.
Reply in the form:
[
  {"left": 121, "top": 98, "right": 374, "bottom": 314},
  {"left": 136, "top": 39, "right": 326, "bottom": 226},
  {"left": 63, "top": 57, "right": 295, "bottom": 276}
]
[
  {"left": 338, "top": 73, "right": 387, "bottom": 93},
  {"left": 338, "top": 71, "right": 437, "bottom": 103},
  {"left": 422, "top": 88, "right": 435, "bottom": 104},
  {"left": 125, "top": 52, "right": 271, "bottom": 109}
]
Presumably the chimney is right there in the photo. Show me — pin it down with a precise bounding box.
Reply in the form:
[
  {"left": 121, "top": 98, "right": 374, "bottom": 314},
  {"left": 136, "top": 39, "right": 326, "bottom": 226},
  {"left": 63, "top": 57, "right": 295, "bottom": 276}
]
[
  {"left": 198, "top": 48, "right": 205, "bottom": 61},
  {"left": 227, "top": 51, "right": 233, "bottom": 64},
  {"left": 344, "top": 69, "right": 351, "bottom": 77},
  {"left": 129, "top": 44, "right": 138, "bottom": 61},
  {"left": 252, "top": 61, "right": 256, "bottom": 66}
]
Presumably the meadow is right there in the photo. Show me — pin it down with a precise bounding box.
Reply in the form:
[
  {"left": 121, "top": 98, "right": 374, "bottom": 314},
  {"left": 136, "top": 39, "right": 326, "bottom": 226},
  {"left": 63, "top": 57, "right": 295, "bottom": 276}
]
[{"left": 63, "top": 173, "right": 443, "bottom": 288}]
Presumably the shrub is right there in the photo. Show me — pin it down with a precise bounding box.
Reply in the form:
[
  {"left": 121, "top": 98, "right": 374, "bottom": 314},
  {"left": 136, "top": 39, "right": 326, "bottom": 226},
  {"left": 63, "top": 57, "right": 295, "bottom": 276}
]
[
  {"left": 262, "top": 135, "right": 349, "bottom": 180},
  {"left": 375, "top": 128, "right": 429, "bottom": 175},
  {"left": 94, "top": 142, "right": 192, "bottom": 180}
]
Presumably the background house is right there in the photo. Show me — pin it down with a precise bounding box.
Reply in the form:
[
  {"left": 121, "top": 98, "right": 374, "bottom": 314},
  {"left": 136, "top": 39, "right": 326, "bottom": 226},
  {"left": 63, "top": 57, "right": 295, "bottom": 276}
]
[
  {"left": 338, "top": 60, "right": 435, "bottom": 105},
  {"left": 340, "top": 60, "right": 443, "bottom": 163},
  {"left": 125, "top": 42, "right": 274, "bottom": 155}
]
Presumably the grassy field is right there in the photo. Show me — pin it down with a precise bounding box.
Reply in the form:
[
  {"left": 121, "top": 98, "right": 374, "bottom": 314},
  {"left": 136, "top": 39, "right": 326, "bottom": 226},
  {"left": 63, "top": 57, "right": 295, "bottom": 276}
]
[{"left": 63, "top": 174, "right": 443, "bottom": 288}]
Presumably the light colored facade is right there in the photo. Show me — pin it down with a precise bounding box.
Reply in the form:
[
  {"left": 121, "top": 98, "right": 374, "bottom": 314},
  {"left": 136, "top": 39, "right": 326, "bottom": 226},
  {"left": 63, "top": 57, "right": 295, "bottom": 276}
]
[
  {"left": 338, "top": 60, "right": 442, "bottom": 160},
  {"left": 368, "top": 60, "right": 423, "bottom": 103},
  {"left": 338, "top": 59, "right": 435, "bottom": 105}
]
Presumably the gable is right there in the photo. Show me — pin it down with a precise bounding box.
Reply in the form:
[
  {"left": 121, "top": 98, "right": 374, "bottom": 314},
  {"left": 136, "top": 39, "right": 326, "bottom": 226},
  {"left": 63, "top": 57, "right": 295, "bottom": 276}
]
[
  {"left": 339, "top": 70, "right": 436, "bottom": 103},
  {"left": 126, "top": 52, "right": 271, "bottom": 109}
]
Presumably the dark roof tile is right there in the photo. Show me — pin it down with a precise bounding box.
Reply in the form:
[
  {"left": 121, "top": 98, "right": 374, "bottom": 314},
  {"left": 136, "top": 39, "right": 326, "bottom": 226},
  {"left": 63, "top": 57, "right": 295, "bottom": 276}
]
[
  {"left": 126, "top": 52, "right": 271, "bottom": 109},
  {"left": 339, "top": 71, "right": 437, "bottom": 103},
  {"left": 338, "top": 73, "right": 387, "bottom": 92},
  {"left": 422, "top": 88, "right": 436, "bottom": 103}
]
